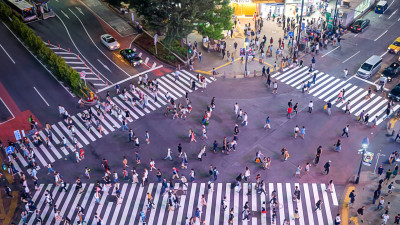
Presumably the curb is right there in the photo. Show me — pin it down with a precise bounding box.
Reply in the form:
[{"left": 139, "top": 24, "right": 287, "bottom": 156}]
[{"left": 341, "top": 185, "right": 356, "bottom": 225}]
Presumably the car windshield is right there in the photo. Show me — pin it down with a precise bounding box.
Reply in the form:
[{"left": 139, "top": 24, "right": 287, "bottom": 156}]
[
  {"left": 105, "top": 37, "right": 116, "bottom": 43},
  {"left": 386, "top": 67, "right": 394, "bottom": 72},
  {"left": 353, "top": 20, "right": 363, "bottom": 26},
  {"left": 393, "top": 41, "right": 400, "bottom": 47},
  {"left": 361, "top": 63, "right": 373, "bottom": 71}
]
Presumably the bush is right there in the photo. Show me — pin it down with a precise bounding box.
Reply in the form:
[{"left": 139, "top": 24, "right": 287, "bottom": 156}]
[{"left": 0, "top": 2, "right": 85, "bottom": 96}]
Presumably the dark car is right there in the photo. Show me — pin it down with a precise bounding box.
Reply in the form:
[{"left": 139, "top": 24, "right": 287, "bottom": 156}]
[
  {"left": 389, "top": 83, "right": 400, "bottom": 101},
  {"left": 382, "top": 62, "right": 400, "bottom": 82},
  {"left": 120, "top": 49, "right": 143, "bottom": 66},
  {"left": 349, "top": 19, "right": 370, "bottom": 33}
]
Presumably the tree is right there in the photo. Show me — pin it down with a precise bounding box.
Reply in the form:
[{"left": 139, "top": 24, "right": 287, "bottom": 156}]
[{"left": 197, "top": 0, "right": 233, "bottom": 41}]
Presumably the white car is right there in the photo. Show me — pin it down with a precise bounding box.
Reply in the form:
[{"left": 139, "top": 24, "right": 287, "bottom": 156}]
[{"left": 100, "top": 34, "right": 120, "bottom": 50}]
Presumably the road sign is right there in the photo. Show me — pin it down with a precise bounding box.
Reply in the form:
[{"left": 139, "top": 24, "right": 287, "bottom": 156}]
[
  {"left": 14, "top": 130, "right": 22, "bottom": 141},
  {"left": 6, "top": 146, "right": 14, "bottom": 154},
  {"left": 80, "top": 71, "right": 86, "bottom": 78},
  {"left": 288, "top": 31, "right": 294, "bottom": 37},
  {"left": 363, "top": 151, "right": 374, "bottom": 166}
]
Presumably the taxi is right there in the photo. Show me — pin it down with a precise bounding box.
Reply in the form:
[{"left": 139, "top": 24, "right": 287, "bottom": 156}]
[{"left": 388, "top": 37, "right": 400, "bottom": 54}]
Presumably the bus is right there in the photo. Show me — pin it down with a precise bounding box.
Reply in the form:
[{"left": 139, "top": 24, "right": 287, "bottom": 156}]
[{"left": 5, "top": 0, "right": 37, "bottom": 22}]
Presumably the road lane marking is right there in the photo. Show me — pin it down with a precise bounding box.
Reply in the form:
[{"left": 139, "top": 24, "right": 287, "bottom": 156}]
[
  {"left": 342, "top": 51, "right": 360, "bottom": 63},
  {"left": 33, "top": 87, "right": 50, "bottom": 106},
  {"left": 60, "top": 10, "right": 70, "bottom": 19},
  {"left": 321, "top": 46, "right": 340, "bottom": 57},
  {"left": 381, "top": 51, "right": 388, "bottom": 57},
  {"left": 388, "top": 9, "right": 398, "bottom": 19},
  {"left": 75, "top": 6, "right": 85, "bottom": 15},
  {"left": 0, "top": 44, "right": 15, "bottom": 64},
  {"left": 97, "top": 59, "right": 111, "bottom": 72},
  {"left": 374, "top": 30, "right": 388, "bottom": 41}
]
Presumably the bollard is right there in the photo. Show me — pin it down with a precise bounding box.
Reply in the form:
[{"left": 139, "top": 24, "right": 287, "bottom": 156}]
[
  {"left": 68, "top": 48, "right": 70, "bottom": 53},
  {"left": 48, "top": 40, "right": 50, "bottom": 45},
  {"left": 234, "top": 71, "right": 236, "bottom": 79},
  {"left": 178, "top": 64, "right": 181, "bottom": 70},
  {"left": 254, "top": 70, "right": 256, "bottom": 77},
  {"left": 223, "top": 71, "right": 226, "bottom": 79},
  {"left": 91, "top": 67, "right": 93, "bottom": 73},
  {"left": 77, "top": 55, "right": 80, "bottom": 60},
  {"left": 97, "top": 74, "right": 100, "bottom": 79},
  {"left": 83, "top": 61, "right": 86, "bottom": 67},
  {"left": 106, "top": 81, "right": 109, "bottom": 86}
]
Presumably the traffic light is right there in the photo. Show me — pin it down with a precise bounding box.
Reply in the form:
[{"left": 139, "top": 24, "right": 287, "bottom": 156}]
[{"left": 188, "top": 48, "right": 192, "bottom": 54}]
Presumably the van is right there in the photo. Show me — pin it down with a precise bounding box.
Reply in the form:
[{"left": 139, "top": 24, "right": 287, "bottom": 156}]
[
  {"left": 375, "top": 1, "right": 388, "bottom": 14},
  {"left": 357, "top": 55, "right": 382, "bottom": 79}
]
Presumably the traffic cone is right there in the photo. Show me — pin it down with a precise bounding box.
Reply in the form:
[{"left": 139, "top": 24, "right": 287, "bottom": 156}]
[
  {"left": 97, "top": 74, "right": 100, "bottom": 79},
  {"left": 48, "top": 40, "right": 50, "bottom": 45},
  {"left": 69, "top": 48, "right": 70, "bottom": 53},
  {"left": 106, "top": 81, "right": 109, "bottom": 86},
  {"left": 58, "top": 44, "right": 60, "bottom": 49}
]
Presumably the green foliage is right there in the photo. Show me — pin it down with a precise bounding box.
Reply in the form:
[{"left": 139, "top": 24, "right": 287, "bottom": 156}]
[
  {"left": 0, "top": 2, "right": 85, "bottom": 95},
  {"left": 167, "top": 40, "right": 187, "bottom": 58},
  {"left": 134, "top": 33, "right": 179, "bottom": 65},
  {"left": 197, "top": 0, "right": 233, "bottom": 40}
]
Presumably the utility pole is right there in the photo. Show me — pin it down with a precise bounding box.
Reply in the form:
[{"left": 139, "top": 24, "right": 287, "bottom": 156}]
[
  {"left": 294, "top": 0, "right": 305, "bottom": 60},
  {"left": 332, "top": 0, "right": 339, "bottom": 30}
]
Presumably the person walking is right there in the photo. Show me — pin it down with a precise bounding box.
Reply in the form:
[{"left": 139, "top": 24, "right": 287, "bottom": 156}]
[
  {"left": 343, "top": 68, "right": 348, "bottom": 78},
  {"left": 344, "top": 101, "right": 351, "bottom": 114},
  {"left": 294, "top": 125, "right": 299, "bottom": 138},
  {"left": 301, "top": 126, "right": 306, "bottom": 139},
  {"left": 295, "top": 165, "right": 302, "bottom": 178},
  {"left": 335, "top": 139, "right": 342, "bottom": 152},
  {"left": 314, "top": 200, "right": 322, "bottom": 211},
  {"left": 323, "top": 161, "right": 331, "bottom": 175},
  {"left": 357, "top": 206, "right": 365, "bottom": 223},
  {"left": 145, "top": 131, "right": 150, "bottom": 144},
  {"left": 264, "top": 116, "right": 271, "bottom": 129},
  {"left": 349, "top": 190, "right": 356, "bottom": 208},
  {"left": 272, "top": 81, "right": 278, "bottom": 94},
  {"left": 287, "top": 106, "right": 292, "bottom": 119},
  {"left": 341, "top": 125, "right": 350, "bottom": 137},
  {"left": 327, "top": 100, "right": 332, "bottom": 115},
  {"left": 308, "top": 101, "right": 313, "bottom": 113},
  {"left": 163, "top": 148, "right": 172, "bottom": 161}
]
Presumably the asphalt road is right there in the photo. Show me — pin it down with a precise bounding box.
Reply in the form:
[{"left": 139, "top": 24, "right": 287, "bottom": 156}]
[
  {"left": 0, "top": 22, "right": 79, "bottom": 125},
  {"left": 301, "top": 0, "right": 400, "bottom": 91}
]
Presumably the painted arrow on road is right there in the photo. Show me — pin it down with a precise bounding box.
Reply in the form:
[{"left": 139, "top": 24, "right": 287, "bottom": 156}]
[
  {"left": 75, "top": 7, "right": 85, "bottom": 16},
  {"left": 97, "top": 59, "right": 111, "bottom": 72},
  {"left": 60, "top": 10, "right": 69, "bottom": 19}
]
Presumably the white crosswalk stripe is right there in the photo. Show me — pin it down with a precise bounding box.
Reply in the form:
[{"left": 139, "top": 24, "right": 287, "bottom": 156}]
[
  {"left": 22, "top": 182, "right": 339, "bottom": 225},
  {"left": 270, "top": 66, "right": 397, "bottom": 126},
  {"left": 10, "top": 70, "right": 212, "bottom": 171}
]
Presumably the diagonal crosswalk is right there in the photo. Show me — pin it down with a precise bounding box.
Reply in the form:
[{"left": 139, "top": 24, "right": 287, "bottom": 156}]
[
  {"left": 20, "top": 182, "right": 339, "bottom": 225},
  {"left": 8, "top": 70, "right": 216, "bottom": 174},
  {"left": 271, "top": 66, "right": 399, "bottom": 125}
]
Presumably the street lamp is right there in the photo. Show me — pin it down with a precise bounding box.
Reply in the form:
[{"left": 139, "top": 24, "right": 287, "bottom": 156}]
[
  {"left": 244, "top": 37, "right": 249, "bottom": 77},
  {"left": 355, "top": 137, "right": 370, "bottom": 184},
  {"left": 293, "top": 0, "right": 304, "bottom": 61}
]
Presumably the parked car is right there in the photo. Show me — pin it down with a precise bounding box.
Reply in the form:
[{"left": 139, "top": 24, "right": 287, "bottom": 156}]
[
  {"left": 101, "top": 34, "right": 120, "bottom": 50},
  {"left": 388, "top": 37, "right": 400, "bottom": 54},
  {"left": 389, "top": 83, "right": 400, "bottom": 101},
  {"left": 357, "top": 55, "right": 382, "bottom": 79},
  {"left": 120, "top": 49, "right": 143, "bottom": 66},
  {"left": 349, "top": 19, "right": 370, "bottom": 33},
  {"left": 382, "top": 62, "right": 400, "bottom": 82}
]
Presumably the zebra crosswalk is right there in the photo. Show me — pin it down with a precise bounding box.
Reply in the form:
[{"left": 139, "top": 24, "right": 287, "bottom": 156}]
[
  {"left": 20, "top": 182, "right": 339, "bottom": 225},
  {"left": 271, "top": 66, "right": 398, "bottom": 125},
  {"left": 9, "top": 70, "right": 215, "bottom": 174}
]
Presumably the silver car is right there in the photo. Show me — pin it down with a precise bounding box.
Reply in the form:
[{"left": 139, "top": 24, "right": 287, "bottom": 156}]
[{"left": 100, "top": 34, "right": 120, "bottom": 50}]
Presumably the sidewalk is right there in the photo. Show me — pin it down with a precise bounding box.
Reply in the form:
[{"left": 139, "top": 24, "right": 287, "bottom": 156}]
[{"left": 189, "top": 2, "right": 339, "bottom": 78}]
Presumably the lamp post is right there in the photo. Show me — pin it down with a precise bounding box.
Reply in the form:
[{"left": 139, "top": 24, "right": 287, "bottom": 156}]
[
  {"left": 332, "top": 0, "right": 340, "bottom": 30},
  {"left": 355, "top": 137, "right": 370, "bottom": 184},
  {"left": 245, "top": 37, "right": 249, "bottom": 77}
]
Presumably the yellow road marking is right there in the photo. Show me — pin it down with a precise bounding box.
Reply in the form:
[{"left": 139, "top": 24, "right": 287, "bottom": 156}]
[
  {"left": 206, "top": 58, "right": 242, "bottom": 73},
  {"left": 194, "top": 70, "right": 211, "bottom": 75},
  {"left": 342, "top": 186, "right": 355, "bottom": 225}
]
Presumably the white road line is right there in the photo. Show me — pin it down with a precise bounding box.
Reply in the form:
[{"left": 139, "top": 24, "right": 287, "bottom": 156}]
[
  {"left": 182, "top": 69, "right": 213, "bottom": 83},
  {"left": 369, "top": 102, "right": 390, "bottom": 122},
  {"left": 19, "top": 184, "right": 45, "bottom": 224},
  {"left": 88, "top": 107, "right": 115, "bottom": 131},
  {"left": 186, "top": 183, "right": 197, "bottom": 222},
  {"left": 224, "top": 183, "right": 231, "bottom": 224},
  {"left": 308, "top": 76, "right": 335, "bottom": 93},
  {"left": 157, "top": 187, "right": 169, "bottom": 225},
  {"left": 214, "top": 183, "right": 222, "bottom": 225},
  {"left": 233, "top": 184, "right": 239, "bottom": 225},
  {"left": 205, "top": 184, "right": 213, "bottom": 225},
  {"left": 269, "top": 183, "right": 274, "bottom": 224},
  {"left": 303, "top": 183, "right": 315, "bottom": 225},
  {"left": 176, "top": 183, "right": 188, "bottom": 225},
  {"left": 101, "top": 202, "right": 114, "bottom": 224},
  {"left": 65, "top": 61, "right": 84, "bottom": 64},
  {"left": 77, "top": 113, "right": 103, "bottom": 138},
  {"left": 161, "top": 76, "right": 188, "bottom": 95},
  {"left": 0, "top": 44, "right": 16, "bottom": 64},
  {"left": 55, "top": 184, "right": 79, "bottom": 225},
  {"left": 251, "top": 183, "right": 257, "bottom": 225},
  {"left": 38, "top": 132, "right": 63, "bottom": 159},
  {"left": 321, "top": 46, "right": 340, "bottom": 58},
  {"left": 344, "top": 93, "right": 376, "bottom": 111},
  {"left": 279, "top": 67, "right": 309, "bottom": 82},
  {"left": 325, "top": 85, "right": 356, "bottom": 102},
  {"left": 342, "top": 51, "right": 360, "bottom": 63},
  {"left": 331, "top": 184, "right": 339, "bottom": 206},
  {"left": 15, "top": 152, "right": 28, "bottom": 167},
  {"left": 312, "top": 183, "right": 324, "bottom": 225},
  {"left": 148, "top": 183, "right": 162, "bottom": 225},
  {"left": 242, "top": 183, "right": 248, "bottom": 225},
  {"left": 286, "top": 183, "right": 295, "bottom": 225},
  {"left": 319, "top": 83, "right": 351, "bottom": 100},
  {"left": 377, "top": 105, "right": 400, "bottom": 125},
  {"left": 335, "top": 89, "right": 364, "bottom": 108},
  {"left": 166, "top": 183, "right": 180, "bottom": 225},
  {"left": 0, "top": 97, "right": 15, "bottom": 119},
  {"left": 92, "top": 187, "right": 109, "bottom": 224},
  {"left": 138, "top": 52, "right": 143, "bottom": 57},
  {"left": 157, "top": 79, "right": 183, "bottom": 98},
  {"left": 381, "top": 51, "right": 388, "bottom": 58},
  {"left": 71, "top": 66, "right": 90, "bottom": 70},
  {"left": 388, "top": 9, "right": 398, "bottom": 19},
  {"left": 354, "top": 96, "right": 382, "bottom": 116},
  {"left": 286, "top": 70, "right": 313, "bottom": 85},
  {"left": 156, "top": 82, "right": 179, "bottom": 100},
  {"left": 71, "top": 115, "right": 96, "bottom": 142},
  {"left": 294, "top": 183, "right": 305, "bottom": 225},
  {"left": 28, "top": 186, "right": 59, "bottom": 224},
  {"left": 311, "top": 78, "right": 341, "bottom": 95},
  {"left": 58, "top": 122, "right": 85, "bottom": 148},
  {"left": 296, "top": 72, "right": 328, "bottom": 89},
  {"left": 125, "top": 92, "right": 154, "bottom": 112},
  {"left": 291, "top": 71, "right": 322, "bottom": 88},
  {"left": 45, "top": 184, "right": 69, "bottom": 225},
  {"left": 113, "top": 96, "right": 140, "bottom": 119},
  {"left": 152, "top": 62, "right": 157, "bottom": 68},
  {"left": 27, "top": 140, "right": 48, "bottom": 167},
  {"left": 351, "top": 76, "right": 389, "bottom": 91},
  {"left": 260, "top": 187, "right": 267, "bottom": 225},
  {"left": 108, "top": 184, "right": 128, "bottom": 224},
  {"left": 375, "top": 30, "right": 388, "bottom": 42},
  {"left": 277, "top": 183, "right": 285, "bottom": 224},
  {"left": 51, "top": 124, "right": 73, "bottom": 151},
  {"left": 83, "top": 187, "right": 99, "bottom": 224},
  {"left": 33, "top": 87, "right": 50, "bottom": 106},
  {"left": 137, "top": 87, "right": 166, "bottom": 106},
  {"left": 71, "top": 183, "right": 94, "bottom": 222},
  {"left": 38, "top": 143, "right": 56, "bottom": 163},
  {"left": 196, "top": 183, "right": 206, "bottom": 224},
  {"left": 321, "top": 184, "right": 334, "bottom": 225},
  {"left": 60, "top": 121, "right": 89, "bottom": 145},
  {"left": 177, "top": 71, "right": 201, "bottom": 89},
  {"left": 165, "top": 74, "right": 192, "bottom": 93},
  {"left": 128, "top": 184, "right": 143, "bottom": 225}
]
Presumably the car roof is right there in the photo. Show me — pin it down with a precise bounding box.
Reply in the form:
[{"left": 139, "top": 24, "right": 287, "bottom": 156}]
[{"left": 377, "top": 1, "right": 387, "bottom": 6}]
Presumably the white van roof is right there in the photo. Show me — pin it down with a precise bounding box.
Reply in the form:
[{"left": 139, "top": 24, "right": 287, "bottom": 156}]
[{"left": 377, "top": 1, "right": 388, "bottom": 6}]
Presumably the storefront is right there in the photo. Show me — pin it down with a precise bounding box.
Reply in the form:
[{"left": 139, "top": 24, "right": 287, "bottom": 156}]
[
  {"left": 231, "top": 0, "right": 284, "bottom": 17},
  {"left": 284, "top": 0, "right": 321, "bottom": 17}
]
